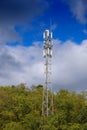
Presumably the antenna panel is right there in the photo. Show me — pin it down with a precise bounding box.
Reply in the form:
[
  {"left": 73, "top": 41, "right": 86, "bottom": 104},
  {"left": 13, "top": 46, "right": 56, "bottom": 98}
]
[{"left": 49, "top": 32, "right": 52, "bottom": 39}]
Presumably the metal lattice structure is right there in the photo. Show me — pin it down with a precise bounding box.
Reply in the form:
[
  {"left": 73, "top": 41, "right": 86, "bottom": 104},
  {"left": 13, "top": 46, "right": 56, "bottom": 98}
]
[{"left": 42, "top": 29, "right": 53, "bottom": 116}]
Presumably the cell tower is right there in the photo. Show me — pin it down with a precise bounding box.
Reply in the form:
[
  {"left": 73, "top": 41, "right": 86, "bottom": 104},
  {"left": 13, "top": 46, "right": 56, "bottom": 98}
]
[{"left": 42, "top": 29, "right": 53, "bottom": 116}]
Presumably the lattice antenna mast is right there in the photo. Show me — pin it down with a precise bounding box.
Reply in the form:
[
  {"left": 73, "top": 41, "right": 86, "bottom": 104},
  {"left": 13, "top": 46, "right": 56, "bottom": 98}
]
[{"left": 42, "top": 29, "right": 53, "bottom": 116}]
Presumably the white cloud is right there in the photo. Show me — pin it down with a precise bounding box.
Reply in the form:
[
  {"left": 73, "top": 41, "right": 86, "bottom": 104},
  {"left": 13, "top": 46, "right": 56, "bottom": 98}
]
[
  {"left": 53, "top": 39, "right": 87, "bottom": 91},
  {"left": 0, "top": 26, "right": 22, "bottom": 44},
  {"left": 66, "top": 0, "right": 87, "bottom": 23},
  {"left": 0, "top": 43, "right": 43, "bottom": 86},
  {"left": 1, "top": 39, "right": 87, "bottom": 92}
]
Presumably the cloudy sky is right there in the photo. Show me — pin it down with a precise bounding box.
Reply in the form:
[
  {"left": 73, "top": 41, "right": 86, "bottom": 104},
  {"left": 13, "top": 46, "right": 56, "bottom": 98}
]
[{"left": 0, "top": 0, "right": 87, "bottom": 91}]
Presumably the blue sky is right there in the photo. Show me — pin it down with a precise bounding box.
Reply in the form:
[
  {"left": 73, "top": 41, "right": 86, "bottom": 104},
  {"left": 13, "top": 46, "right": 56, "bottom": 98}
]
[
  {"left": 5, "top": 0, "right": 87, "bottom": 45},
  {"left": 16, "top": 0, "right": 87, "bottom": 44},
  {"left": 0, "top": 0, "right": 87, "bottom": 91}
]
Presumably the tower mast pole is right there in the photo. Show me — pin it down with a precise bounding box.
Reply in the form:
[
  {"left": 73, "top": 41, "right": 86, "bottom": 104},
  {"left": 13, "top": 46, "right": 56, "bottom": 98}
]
[{"left": 42, "top": 29, "right": 53, "bottom": 116}]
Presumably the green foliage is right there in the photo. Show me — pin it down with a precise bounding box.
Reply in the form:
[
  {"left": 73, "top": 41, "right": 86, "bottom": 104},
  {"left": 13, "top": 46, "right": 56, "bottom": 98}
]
[
  {"left": 3, "top": 122, "right": 24, "bottom": 130},
  {"left": 0, "top": 85, "right": 87, "bottom": 130}
]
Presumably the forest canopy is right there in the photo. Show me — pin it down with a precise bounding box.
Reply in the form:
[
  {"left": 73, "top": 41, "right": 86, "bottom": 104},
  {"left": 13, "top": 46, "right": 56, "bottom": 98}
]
[{"left": 0, "top": 84, "right": 87, "bottom": 130}]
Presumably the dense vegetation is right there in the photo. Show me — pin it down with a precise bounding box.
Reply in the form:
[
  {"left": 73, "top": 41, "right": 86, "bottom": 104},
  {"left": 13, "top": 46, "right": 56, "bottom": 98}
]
[{"left": 0, "top": 84, "right": 87, "bottom": 130}]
